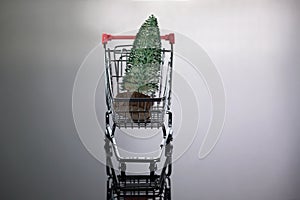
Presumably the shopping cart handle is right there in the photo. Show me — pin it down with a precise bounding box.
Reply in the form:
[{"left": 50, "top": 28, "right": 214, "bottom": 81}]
[{"left": 102, "top": 33, "right": 175, "bottom": 44}]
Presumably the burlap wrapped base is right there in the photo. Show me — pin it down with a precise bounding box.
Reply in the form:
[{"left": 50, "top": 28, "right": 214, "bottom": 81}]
[{"left": 114, "top": 92, "right": 153, "bottom": 122}]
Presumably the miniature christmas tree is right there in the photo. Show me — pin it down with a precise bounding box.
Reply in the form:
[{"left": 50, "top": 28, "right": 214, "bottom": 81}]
[{"left": 122, "top": 14, "right": 162, "bottom": 96}]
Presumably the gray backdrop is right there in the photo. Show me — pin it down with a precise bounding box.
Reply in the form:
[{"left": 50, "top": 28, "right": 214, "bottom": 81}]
[{"left": 1, "top": 0, "right": 299, "bottom": 199}]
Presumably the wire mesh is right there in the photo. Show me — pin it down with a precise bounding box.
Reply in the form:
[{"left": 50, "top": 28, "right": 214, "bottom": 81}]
[
  {"left": 110, "top": 175, "right": 168, "bottom": 200},
  {"left": 105, "top": 44, "right": 172, "bottom": 128}
]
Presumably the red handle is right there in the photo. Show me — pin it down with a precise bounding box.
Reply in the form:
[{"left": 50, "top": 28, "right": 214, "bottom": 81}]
[{"left": 102, "top": 33, "right": 175, "bottom": 44}]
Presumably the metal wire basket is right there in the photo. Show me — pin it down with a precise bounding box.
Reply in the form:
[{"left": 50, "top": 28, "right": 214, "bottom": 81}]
[
  {"left": 103, "top": 34, "right": 174, "bottom": 128},
  {"left": 107, "top": 175, "right": 171, "bottom": 200},
  {"left": 103, "top": 33, "right": 174, "bottom": 200}
]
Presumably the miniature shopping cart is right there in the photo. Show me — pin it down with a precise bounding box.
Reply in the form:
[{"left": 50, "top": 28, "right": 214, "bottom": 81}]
[{"left": 102, "top": 33, "right": 175, "bottom": 200}]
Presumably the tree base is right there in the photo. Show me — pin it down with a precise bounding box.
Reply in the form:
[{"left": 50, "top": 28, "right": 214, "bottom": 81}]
[{"left": 114, "top": 92, "right": 153, "bottom": 122}]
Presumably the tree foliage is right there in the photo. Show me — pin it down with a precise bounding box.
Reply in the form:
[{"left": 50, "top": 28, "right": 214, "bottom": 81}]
[{"left": 122, "top": 15, "right": 162, "bottom": 96}]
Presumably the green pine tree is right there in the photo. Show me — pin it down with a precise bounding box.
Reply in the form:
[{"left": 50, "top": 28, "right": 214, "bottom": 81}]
[{"left": 122, "top": 15, "right": 162, "bottom": 96}]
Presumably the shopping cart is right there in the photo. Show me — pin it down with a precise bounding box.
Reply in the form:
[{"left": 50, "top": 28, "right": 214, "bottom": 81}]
[{"left": 102, "top": 33, "right": 175, "bottom": 200}]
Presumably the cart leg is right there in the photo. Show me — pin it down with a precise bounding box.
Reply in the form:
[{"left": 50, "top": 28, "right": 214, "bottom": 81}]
[
  {"left": 164, "top": 177, "right": 171, "bottom": 200},
  {"left": 107, "top": 178, "right": 115, "bottom": 200},
  {"left": 120, "top": 162, "right": 126, "bottom": 180},
  {"left": 149, "top": 162, "right": 157, "bottom": 178}
]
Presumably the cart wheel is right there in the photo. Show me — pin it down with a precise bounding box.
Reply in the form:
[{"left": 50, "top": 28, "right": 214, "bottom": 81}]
[
  {"left": 107, "top": 187, "right": 112, "bottom": 200},
  {"left": 106, "top": 190, "right": 112, "bottom": 200},
  {"left": 107, "top": 178, "right": 115, "bottom": 200},
  {"left": 107, "top": 189, "right": 115, "bottom": 200},
  {"left": 164, "top": 187, "right": 171, "bottom": 200}
]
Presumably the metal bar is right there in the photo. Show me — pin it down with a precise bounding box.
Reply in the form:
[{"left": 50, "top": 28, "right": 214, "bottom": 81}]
[
  {"left": 102, "top": 33, "right": 175, "bottom": 44},
  {"left": 113, "top": 97, "right": 164, "bottom": 102}
]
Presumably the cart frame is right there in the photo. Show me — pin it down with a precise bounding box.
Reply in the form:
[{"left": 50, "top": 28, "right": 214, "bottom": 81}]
[{"left": 102, "top": 33, "right": 175, "bottom": 200}]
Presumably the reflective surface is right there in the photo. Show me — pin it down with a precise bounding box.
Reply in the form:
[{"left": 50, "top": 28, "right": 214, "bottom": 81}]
[{"left": 1, "top": 0, "right": 300, "bottom": 199}]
